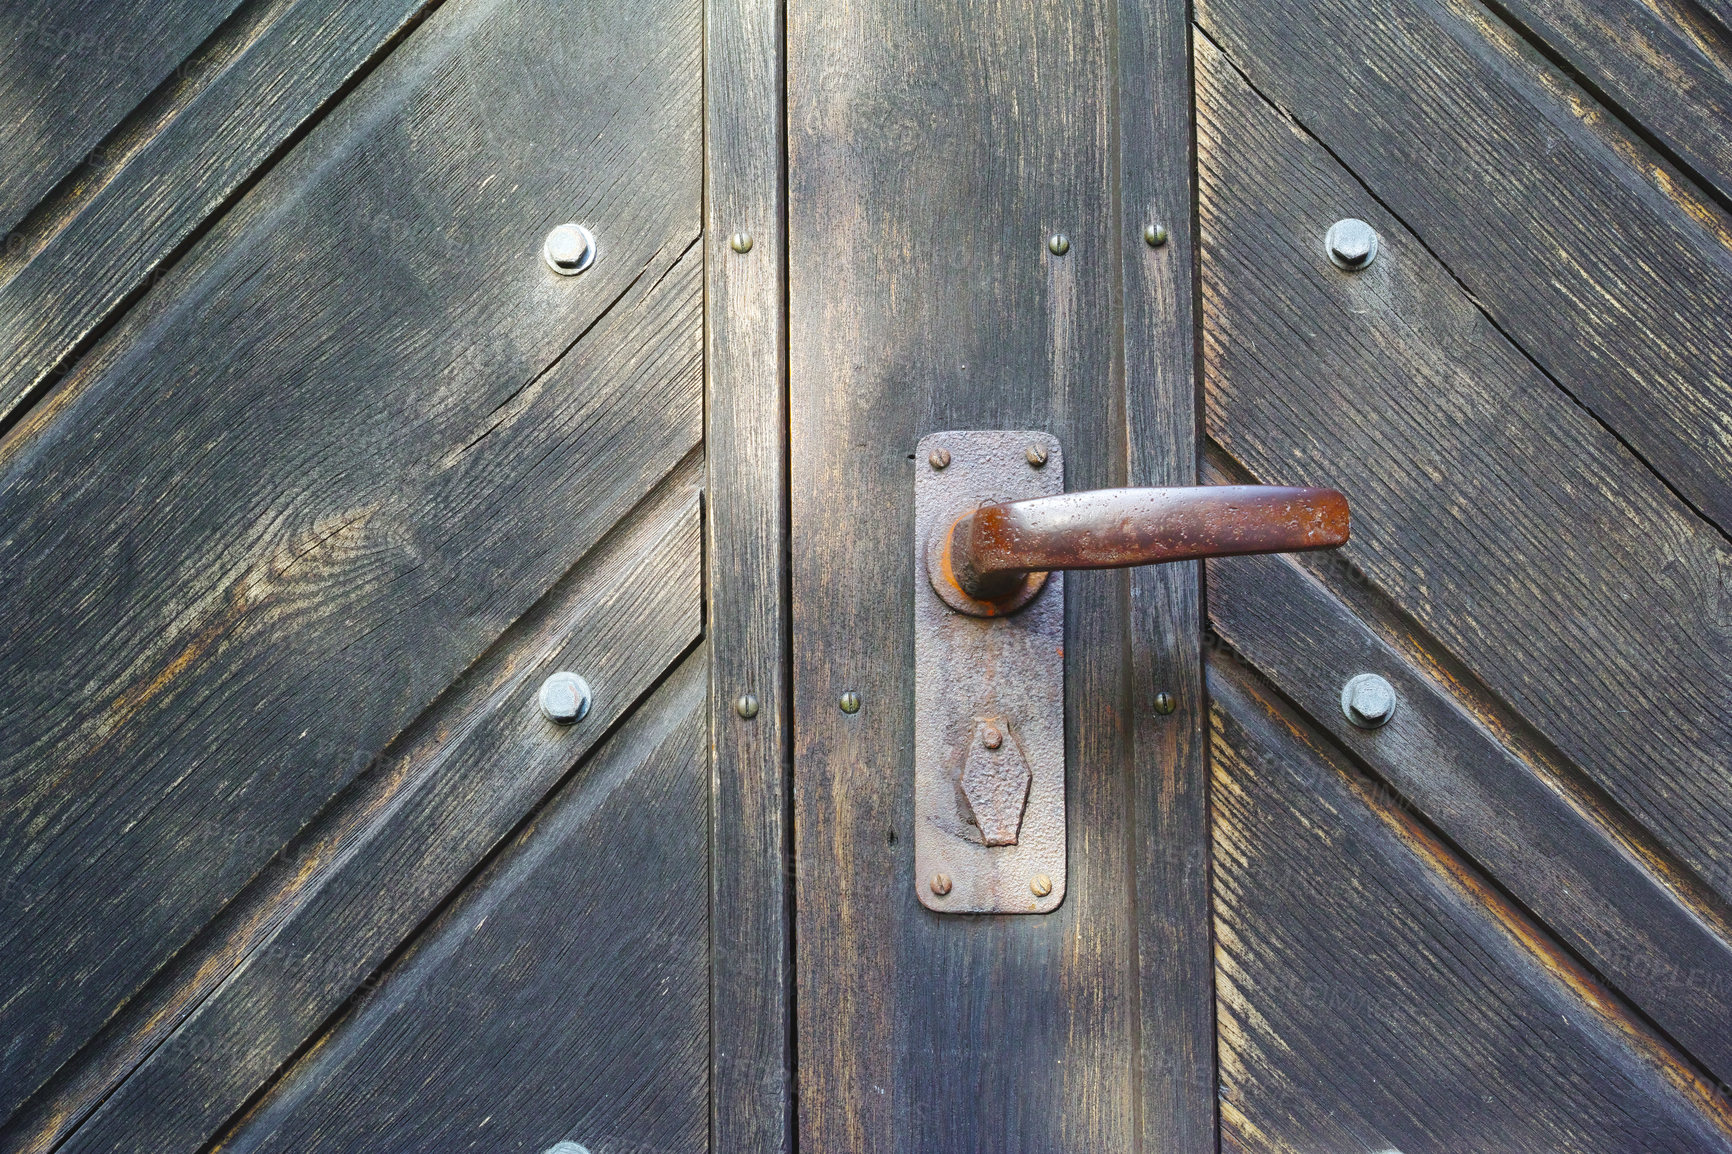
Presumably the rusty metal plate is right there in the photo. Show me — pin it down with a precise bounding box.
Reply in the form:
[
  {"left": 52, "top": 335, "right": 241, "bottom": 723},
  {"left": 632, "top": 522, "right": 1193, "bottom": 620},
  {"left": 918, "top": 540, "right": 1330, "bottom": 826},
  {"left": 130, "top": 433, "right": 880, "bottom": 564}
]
[{"left": 914, "top": 430, "right": 1063, "bottom": 913}]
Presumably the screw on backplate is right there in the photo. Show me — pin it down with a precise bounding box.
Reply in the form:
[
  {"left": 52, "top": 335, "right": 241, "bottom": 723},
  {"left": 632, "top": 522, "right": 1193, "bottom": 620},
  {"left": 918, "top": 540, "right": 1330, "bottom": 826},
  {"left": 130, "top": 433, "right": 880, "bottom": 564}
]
[
  {"left": 1030, "top": 874, "right": 1053, "bottom": 897},
  {"left": 1340, "top": 673, "right": 1396, "bottom": 729},
  {"left": 981, "top": 725, "right": 1003, "bottom": 749},
  {"left": 1153, "top": 691, "right": 1176, "bottom": 716},
  {"left": 729, "top": 231, "right": 754, "bottom": 253},
  {"left": 541, "top": 1144, "right": 592, "bottom": 1154},
  {"left": 735, "top": 692, "right": 760, "bottom": 719},
  {"left": 928, "top": 447, "right": 951, "bottom": 470},
  {"left": 1326, "top": 218, "right": 1379, "bottom": 271},
  {"left": 1144, "top": 223, "right": 1169, "bottom": 247},
  {"left": 1025, "top": 444, "right": 1048, "bottom": 468},
  {"left": 538, "top": 672, "right": 593, "bottom": 725},
  {"left": 839, "top": 690, "right": 861, "bottom": 714},
  {"left": 930, "top": 873, "right": 953, "bottom": 896},
  {"left": 543, "top": 223, "right": 596, "bottom": 276},
  {"left": 1048, "top": 233, "right": 1071, "bottom": 256}
]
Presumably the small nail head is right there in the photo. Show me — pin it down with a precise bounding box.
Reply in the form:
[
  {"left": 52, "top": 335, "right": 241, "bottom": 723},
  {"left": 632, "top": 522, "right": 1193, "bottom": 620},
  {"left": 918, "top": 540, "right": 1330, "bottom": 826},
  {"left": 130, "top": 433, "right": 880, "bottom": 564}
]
[
  {"left": 928, "top": 447, "right": 951, "bottom": 470},
  {"left": 1341, "top": 673, "right": 1396, "bottom": 728},
  {"left": 981, "top": 725, "right": 1003, "bottom": 749},
  {"left": 839, "top": 690, "right": 861, "bottom": 714},
  {"left": 1030, "top": 874, "right": 1053, "bottom": 897},
  {"left": 729, "top": 231, "right": 754, "bottom": 253},
  {"left": 543, "top": 223, "right": 596, "bottom": 275},
  {"left": 1144, "top": 223, "right": 1169, "bottom": 247},
  {"left": 1326, "top": 218, "right": 1379, "bottom": 271},
  {"left": 735, "top": 693, "right": 760, "bottom": 719},
  {"left": 930, "top": 873, "right": 953, "bottom": 896},
  {"left": 1048, "top": 233, "right": 1070, "bottom": 256},
  {"left": 538, "top": 671, "right": 593, "bottom": 725},
  {"left": 1153, "top": 691, "right": 1176, "bottom": 716},
  {"left": 1025, "top": 444, "right": 1048, "bottom": 468}
]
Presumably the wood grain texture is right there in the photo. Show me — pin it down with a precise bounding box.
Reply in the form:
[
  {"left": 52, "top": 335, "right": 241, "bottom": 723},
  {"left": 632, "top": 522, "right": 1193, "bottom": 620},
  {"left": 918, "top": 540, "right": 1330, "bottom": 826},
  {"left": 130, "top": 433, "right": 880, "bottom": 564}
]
[
  {"left": 1484, "top": 0, "right": 1732, "bottom": 205},
  {"left": 790, "top": 1, "right": 1146, "bottom": 1148},
  {"left": 1208, "top": 658, "right": 1732, "bottom": 1153},
  {"left": 1117, "top": 1, "right": 1218, "bottom": 1147},
  {"left": 1210, "top": 547, "right": 1732, "bottom": 1088},
  {"left": 24, "top": 469, "right": 702, "bottom": 1154},
  {"left": 1196, "top": 31, "right": 1732, "bottom": 926},
  {"left": 0, "top": 0, "right": 701, "bottom": 1121},
  {"left": 0, "top": 0, "right": 243, "bottom": 236},
  {"left": 213, "top": 649, "right": 711, "bottom": 1154},
  {"left": 704, "top": 0, "right": 791, "bottom": 1146},
  {"left": 1195, "top": 0, "right": 1732, "bottom": 534},
  {"left": 0, "top": 0, "right": 434, "bottom": 430}
]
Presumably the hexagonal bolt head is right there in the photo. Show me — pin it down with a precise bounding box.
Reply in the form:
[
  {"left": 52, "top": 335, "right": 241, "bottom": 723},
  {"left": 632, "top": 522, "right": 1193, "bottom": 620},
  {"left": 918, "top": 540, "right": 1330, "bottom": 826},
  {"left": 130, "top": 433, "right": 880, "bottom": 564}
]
[
  {"left": 543, "top": 223, "right": 596, "bottom": 275},
  {"left": 1326, "top": 218, "right": 1379, "bottom": 271},
  {"left": 1341, "top": 672, "right": 1396, "bottom": 729},
  {"left": 538, "top": 672, "right": 593, "bottom": 725}
]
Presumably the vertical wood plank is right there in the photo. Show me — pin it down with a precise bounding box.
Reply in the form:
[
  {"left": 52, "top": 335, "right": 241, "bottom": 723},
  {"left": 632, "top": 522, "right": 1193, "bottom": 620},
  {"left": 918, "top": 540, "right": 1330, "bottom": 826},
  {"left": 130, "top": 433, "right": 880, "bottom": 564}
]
[
  {"left": 705, "top": 0, "right": 792, "bottom": 1146},
  {"left": 1119, "top": 1, "right": 1218, "bottom": 1147}
]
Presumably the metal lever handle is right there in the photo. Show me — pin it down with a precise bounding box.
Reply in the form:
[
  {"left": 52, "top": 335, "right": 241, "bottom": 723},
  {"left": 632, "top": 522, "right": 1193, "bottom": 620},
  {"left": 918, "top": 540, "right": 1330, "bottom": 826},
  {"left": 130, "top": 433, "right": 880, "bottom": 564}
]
[{"left": 930, "top": 485, "right": 1350, "bottom": 615}]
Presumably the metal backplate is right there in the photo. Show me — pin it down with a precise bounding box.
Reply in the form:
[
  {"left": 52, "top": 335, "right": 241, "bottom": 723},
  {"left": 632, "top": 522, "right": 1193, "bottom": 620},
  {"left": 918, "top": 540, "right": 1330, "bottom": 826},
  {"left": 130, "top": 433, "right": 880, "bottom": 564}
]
[{"left": 915, "top": 430, "right": 1063, "bottom": 913}]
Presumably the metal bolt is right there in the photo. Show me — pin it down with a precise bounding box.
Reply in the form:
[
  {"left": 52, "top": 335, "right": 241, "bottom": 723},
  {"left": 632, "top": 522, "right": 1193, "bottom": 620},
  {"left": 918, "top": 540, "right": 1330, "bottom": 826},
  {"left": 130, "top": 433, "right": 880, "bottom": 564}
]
[
  {"left": 1030, "top": 874, "right": 1053, "bottom": 897},
  {"left": 735, "top": 692, "right": 760, "bottom": 719},
  {"left": 543, "top": 223, "right": 596, "bottom": 276},
  {"left": 1341, "top": 673, "right": 1396, "bottom": 729},
  {"left": 930, "top": 873, "right": 953, "bottom": 896},
  {"left": 1144, "top": 223, "right": 1169, "bottom": 247},
  {"left": 1326, "top": 218, "right": 1379, "bottom": 271},
  {"left": 729, "top": 231, "right": 754, "bottom": 253},
  {"left": 839, "top": 690, "right": 861, "bottom": 714},
  {"left": 1025, "top": 444, "right": 1048, "bottom": 468},
  {"left": 1048, "top": 233, "right": 1070, "bottom": 256},
  {"left": 928, "top": 447, "right": 951, "bottom": 470},
  {"left": 981, "top": 725, "right": 1003, "bottom": 749},
  {"left": 1153, "top": 691, "right": 1176, "bottom": 716},
  {"left": 537, "top": 672, "right": 593, "bottom": 724}
]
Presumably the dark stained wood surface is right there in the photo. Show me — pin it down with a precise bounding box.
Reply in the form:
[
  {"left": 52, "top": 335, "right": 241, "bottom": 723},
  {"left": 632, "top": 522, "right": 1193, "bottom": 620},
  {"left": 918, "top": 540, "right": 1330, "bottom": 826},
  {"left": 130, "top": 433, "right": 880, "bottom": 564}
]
[
  {"left": 31, "top": 472, "right": 701, "bottom": 1154},
  {"left": 0, "top": 0, "right": 433, "bottom": 430},
  {"left": 704, "top": 0, "right": 792, "bottom": 1145},
  {"left": 0, "top": 0, "right": 701, "bottom": 1127},
  {"left": 1208, "top": 658, "right": 1732, "bottom": 1153},
  {"left": 790, "top": 0, "right": 1217, "bottom": 1146},
  {"left": 1195, "top": 30, "right": 1732, "bottom": 922},
  {"left": 1486, "top": 0, "right": 1732, "bottom": 205},
  {"left": 1117, "top": 2, "right": 1218, "bottom": 1146},
  {"left": 1195, "top": 0, "right": 1732, "bottom": 534},
  {"left": 0, "top": 0, "right": 243, "bottom": 237},
  {"left": 211, "top": 650, "right": 711, "bottom": 1154}
]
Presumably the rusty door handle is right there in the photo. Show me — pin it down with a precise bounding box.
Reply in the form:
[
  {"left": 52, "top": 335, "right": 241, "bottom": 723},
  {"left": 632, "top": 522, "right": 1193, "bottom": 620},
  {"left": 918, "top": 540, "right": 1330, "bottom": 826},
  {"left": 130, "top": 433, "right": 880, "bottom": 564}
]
[{"left": 928, "top": 485, "right": 1350, "bottom": 615}]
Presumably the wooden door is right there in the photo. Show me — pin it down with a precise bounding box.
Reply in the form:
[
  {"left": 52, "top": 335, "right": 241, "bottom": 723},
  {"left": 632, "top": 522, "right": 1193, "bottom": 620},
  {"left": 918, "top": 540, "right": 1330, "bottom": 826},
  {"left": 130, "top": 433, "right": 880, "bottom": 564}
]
[
  {"left": 788, "top": 1, "right": 1732, "bottom": 1153},
  {"left": 0, "top": 0, "right": 736, "bottom": 1151}
]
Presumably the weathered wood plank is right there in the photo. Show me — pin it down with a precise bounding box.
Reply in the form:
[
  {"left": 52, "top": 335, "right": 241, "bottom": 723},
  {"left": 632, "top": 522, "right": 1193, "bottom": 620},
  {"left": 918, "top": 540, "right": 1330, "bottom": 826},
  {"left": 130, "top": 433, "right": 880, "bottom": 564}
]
[
  {"left": 0, "top": 0, "right": 701, "bottom": 1119},
  {"left": 704, "top": 0, "right": 791, "bottom": 1145},
  {"left": 1118, "top": 2, "right": 1218, "bottom": 1146},
  {"left": 0, "top": 0, "right": 242, "bottom": 236},
  {"left": 1486, "top": 0, "right": 1732, "bottom": 206},
  {"left": 1209, "top": 658, "right": 1732, "bottom": 1153},
  {"left": 0, "top": 0, "right": 433, "bottom": 430},
  {"left": 21, "top": 469, "right": 702, "bottom": 1154},
  {"left": 1195, "top": 0, "right": 1732, "bottom": 532},
  {"left": 1196, "top": 31, "right": 1732, "bottom": 930},
  {"left": 1210, "top": 546, "right": 1732, "bottom": 1087},
  {"left": 213, "top": 649, "right": 711, "bottom": 1154},
  {"left": 790, "top": 2, "right": 1142, "bottom": 1148}
]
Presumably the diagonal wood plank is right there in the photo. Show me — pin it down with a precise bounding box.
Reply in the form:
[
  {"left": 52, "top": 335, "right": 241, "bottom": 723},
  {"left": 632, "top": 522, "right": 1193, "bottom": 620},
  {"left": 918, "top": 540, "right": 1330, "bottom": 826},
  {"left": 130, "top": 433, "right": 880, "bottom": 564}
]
[
  {"left": 1196, "top": 0, "right": 1732, "bottom": 534},
  {"left": 1210, "top": 658, "right": 1732, "bottom": 1153},
  {"left": 0, "top": 0, "right": 701, "bottom": 1119}
]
